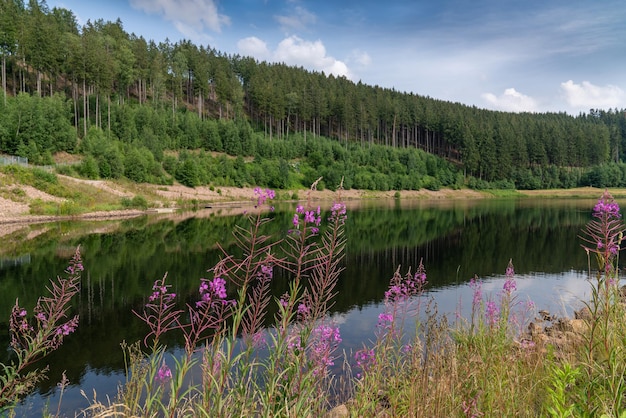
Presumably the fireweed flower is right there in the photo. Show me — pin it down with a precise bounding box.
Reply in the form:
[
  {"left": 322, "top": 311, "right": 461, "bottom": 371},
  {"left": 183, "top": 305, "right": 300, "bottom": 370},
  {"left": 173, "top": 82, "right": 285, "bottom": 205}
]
[
  {"left": 329, "top": 202, "right": 347, "bottom": 224},
  {"left": 279, "top": 293, "right": 289, "bottom": 308},
  {"left": 502, "top": 259, "right": 516, "bottom": 294},
  {"left": 470, "top": 276, "right": 482, "bottom": 307},
  {"left": 259, "top": 264, "right": 273, "bottom": 280},
  {"left": 251, "top": 331, "right": 267, "bottom": 348},
  {"left": 354, "top": 348, "right": 376, "bottom": 378},
  {"left": 582, "top": 190, "right": 625, "bottom": 275},
  {"left": 297, "top": 303, "right": 310, "bottom": 319},
  {"left": 156, "top": 361, "right": 172, "bottom": 385},
  {"left": 377, "top": 312, "right": 394, "bottom": 327},
  {"left": 254, "top": 187, "right": 276, "bottom": 207},
  {"left": 148, "top": 280, "right": 176, "bottom": 305},
  {"left": 485, "top": 300, "right": 499, "bottom": 327},
  {"left": 197, "top": 276, "right": 229, "bottom": 307},
  {"left": 55, "top": 318, "right": 78, "bottom": 336},
  {"left": 593, "top": 194, "right": 621, "bottom": 219},
  {"left": 310, "top": 325, "right": 342, "bottom": 374},
  {"left": 384, "top": 260, "right": 428, "bottom": 303}
]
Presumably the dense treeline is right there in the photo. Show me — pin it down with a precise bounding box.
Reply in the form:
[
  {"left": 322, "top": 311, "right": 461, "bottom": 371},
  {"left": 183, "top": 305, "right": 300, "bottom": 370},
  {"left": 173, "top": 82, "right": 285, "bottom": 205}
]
[{"left": 3, "top": 0, "right": 626, "bottom": 190}]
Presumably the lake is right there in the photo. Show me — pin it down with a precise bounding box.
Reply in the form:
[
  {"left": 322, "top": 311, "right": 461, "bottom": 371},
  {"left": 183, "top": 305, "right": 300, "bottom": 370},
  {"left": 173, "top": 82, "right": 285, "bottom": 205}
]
[{"left": 1, "top": 196, "right": 610, "bottom": 416}]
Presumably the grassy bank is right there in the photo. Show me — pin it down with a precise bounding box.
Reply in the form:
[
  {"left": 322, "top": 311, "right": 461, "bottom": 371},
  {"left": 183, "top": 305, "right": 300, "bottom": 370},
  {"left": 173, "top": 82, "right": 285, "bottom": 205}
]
[{"left": 4, "top": 163, "right": 626, "bottom": 223}]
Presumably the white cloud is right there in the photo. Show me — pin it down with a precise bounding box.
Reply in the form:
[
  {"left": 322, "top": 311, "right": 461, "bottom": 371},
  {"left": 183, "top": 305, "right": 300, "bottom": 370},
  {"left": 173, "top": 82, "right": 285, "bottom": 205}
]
[
  {"left": 174, "top": 22, "right": 213, "bottom": 45},
  {"left": 347, "top": 49, "right": 372, "bottom": 68},
  {"left": 237, "top": 37, "right": 271, "bottom": 61},
  {"left": 236, "top": 35, "right": 351, "bottom": 78},
  {"left": 272, "top": 36, "right": 351, "bottom": 78},
  {"left": 129, "top": 0, "right": 230, "bottom": 34},
  {"left": 482, "top": 88, "right": 539, "bottom": 112},
  {"left": 560, "top": 80, "right": 624, "bottom": 109},
  {"left": 274, "top": 6, "right": 316, "bottom": 33}
]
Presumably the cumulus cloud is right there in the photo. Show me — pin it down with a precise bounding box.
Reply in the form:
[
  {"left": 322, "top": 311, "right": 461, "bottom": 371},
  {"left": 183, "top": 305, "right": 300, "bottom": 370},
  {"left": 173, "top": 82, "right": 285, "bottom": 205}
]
[
  {"left": 560, "top": 80, "right": 624, "bottom": 109},
  {"left": 239, "top": 35, "right": 351, "bottom": 78},
  {"left": 237, "top": 37, "right": 271, "bottom": 61},
  {"left": 347, "top": 49, "right": 372, "bottom": 68},
  {"left": 129, "top": 0, "right": 230, "bottom": 34},
  {"left": 274, "top": 6, "right": 316, "bottom": 33},
  {"left": 275, "top": 36, "right": 350, "bottom": 77},
  {"left": 482, "top": 88, "right": 538, "bottom": 112}
]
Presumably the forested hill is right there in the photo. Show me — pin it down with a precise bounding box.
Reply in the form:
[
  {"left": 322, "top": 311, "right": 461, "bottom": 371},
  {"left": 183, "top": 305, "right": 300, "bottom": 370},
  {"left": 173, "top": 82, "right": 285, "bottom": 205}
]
[{"left": 2, "top": 1, "right": 626, "bottom": 191}]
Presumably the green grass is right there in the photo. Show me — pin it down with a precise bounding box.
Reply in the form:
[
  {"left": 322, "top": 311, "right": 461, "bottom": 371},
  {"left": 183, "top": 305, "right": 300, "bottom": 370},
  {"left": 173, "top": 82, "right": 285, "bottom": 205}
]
[{"left": 483, "top": 188, "right": 524, "bottom": 198}]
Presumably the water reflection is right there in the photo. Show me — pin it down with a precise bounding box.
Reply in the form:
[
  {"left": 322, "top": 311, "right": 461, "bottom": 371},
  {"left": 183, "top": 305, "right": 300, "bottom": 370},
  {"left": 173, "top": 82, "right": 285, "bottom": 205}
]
[{"left": 1, "top": 197, "right": 613, "bottom": 416}]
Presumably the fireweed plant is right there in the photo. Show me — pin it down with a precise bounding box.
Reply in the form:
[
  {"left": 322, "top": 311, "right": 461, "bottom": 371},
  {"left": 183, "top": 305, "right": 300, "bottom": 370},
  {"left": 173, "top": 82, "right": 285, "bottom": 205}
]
[
  {"left": 580, "top": 190, "right": 626, "bottom": 358},
  {"left": 0, "top": 247, "right": 83, "bottom": 414},
  {"left": 349, "top": 257, "right": 539, "bottom": 417},
  {"left": 87, "top": 183, "right": 348, "bottom": 417},
  {"left": 350, "top": 262, "right": 431, "bottom": 416},
  {"left": 572, "top": 189, "right": 626, "bottom": 416}
]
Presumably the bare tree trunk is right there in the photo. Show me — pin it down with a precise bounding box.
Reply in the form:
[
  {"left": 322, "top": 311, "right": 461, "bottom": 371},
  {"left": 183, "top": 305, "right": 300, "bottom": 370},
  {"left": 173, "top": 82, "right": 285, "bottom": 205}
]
[
  {"left": 1, "top": 54, "right": 6, "bottom": 106},
  {"left": 108, "top": 95, "right": 111, "bottom": 134},
  {"left": 83, "top": 79, "right": 87, "bottom": 137},
  {"left": 73, "top": 82, "right": 78, "bottom": 133},
  {"left": 95, "top": 93, "right": 100, "bottom": 129},
  {"left": 36, "top": 71, "right": 42, "bottom": 96}
]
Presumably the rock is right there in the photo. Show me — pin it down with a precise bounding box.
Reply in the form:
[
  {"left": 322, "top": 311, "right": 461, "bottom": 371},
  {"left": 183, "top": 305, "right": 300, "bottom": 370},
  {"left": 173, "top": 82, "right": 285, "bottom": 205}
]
[
  {"left": 570, "top": 319, "right": 588, "bottom": 334},
  {"left": 326, "top": 404, "right": 349, "bottom": 418},
  {"left": 538, "top": 310, "right": 555, "bottom": 321},
  {"left": 528, "top": 321, "right": 542, "bottom": 337},
  {"left": 552, "top": 318, "right": 574, "bottom": 333},
  {"left": 574, "top": 307, "right": 592, "bottom": 320}
]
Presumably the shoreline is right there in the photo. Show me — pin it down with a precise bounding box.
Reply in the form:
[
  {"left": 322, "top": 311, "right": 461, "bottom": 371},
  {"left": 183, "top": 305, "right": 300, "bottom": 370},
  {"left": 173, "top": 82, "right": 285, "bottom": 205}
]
[{"left": 0, "top": 185, "right": 614, "bottom": 229}]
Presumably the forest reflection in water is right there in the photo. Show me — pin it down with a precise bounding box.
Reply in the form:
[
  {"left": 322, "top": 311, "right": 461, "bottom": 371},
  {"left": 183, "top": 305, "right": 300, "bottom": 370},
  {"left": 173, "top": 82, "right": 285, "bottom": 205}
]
[{"left": 2, "top": 196, "right": 610, "bottom": 416}]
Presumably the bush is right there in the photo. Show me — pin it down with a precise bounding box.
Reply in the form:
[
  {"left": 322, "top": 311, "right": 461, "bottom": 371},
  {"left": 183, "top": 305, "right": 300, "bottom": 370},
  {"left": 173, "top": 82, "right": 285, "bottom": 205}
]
[{"left": 121, "top": 195, "right": 149, "bottom": 210}]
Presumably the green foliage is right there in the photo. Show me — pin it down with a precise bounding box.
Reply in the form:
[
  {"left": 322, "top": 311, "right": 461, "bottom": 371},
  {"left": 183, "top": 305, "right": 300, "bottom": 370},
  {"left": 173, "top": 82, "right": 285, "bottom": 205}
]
[
  {"left": 121, "top": 195, "right": 148, "bottom": 210},
  {"left": 545, "top": 362, "right": 581, "bottom": 418},
  {"left": 3, "top": 2, "right": 626, "bottom": 193},
  {"left": 175, "top": 159, "right": 200, "bottom": 188},
  {"left": 77, "top": 155, "right": 99, "bottom": 179}
]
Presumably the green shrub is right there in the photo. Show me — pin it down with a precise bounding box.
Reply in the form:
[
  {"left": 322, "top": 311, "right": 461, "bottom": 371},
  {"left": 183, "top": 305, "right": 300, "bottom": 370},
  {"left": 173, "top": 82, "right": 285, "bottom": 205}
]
[
  {"left": 11, "top": 187, "right": 26, "bottom": 198},
  {"left": 57, "top": 201, "right": 82, "bottom": 216},
  {"left": 32, "top": 168, "right": 58, "bottom": 184},
  {"left": 131, "top": 195, "right": 149, "bottom": 210},
  {"left": 121, "top": 195, "right": 149, "bottom": 210},
  {"left": 55, "top": 165, "right": 75, "bottom": 176}
]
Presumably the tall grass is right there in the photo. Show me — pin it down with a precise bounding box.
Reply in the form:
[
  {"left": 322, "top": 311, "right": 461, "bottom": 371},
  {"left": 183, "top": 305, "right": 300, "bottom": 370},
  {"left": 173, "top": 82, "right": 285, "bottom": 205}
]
[{"left": 3, "top": 190, "right": 626, "bottom": 417}]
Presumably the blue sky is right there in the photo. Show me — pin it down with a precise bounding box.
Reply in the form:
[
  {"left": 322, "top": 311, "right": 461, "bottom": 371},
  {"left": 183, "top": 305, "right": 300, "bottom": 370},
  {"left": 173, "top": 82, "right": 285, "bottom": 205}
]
[{"left": 49, "top": 0, "right": 626, "bottom": 115}]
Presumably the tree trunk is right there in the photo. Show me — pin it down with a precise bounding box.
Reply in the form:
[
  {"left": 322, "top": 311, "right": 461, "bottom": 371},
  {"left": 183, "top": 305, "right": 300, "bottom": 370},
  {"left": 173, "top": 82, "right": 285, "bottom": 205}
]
[
  {"left": 108, "top": 95, "right": 111, "bottom": 134},
  {"left": 73, "top": 82, "right": 78, "bottom": 133},
  {"left": 83, "top": 79, "right": 87, "bottom": 137},
  {"left": 1, "top": 54, "right": 6, "bottom": 106},
  {"left": 36, "top": 71, "right": 42, "bottom": 96}
]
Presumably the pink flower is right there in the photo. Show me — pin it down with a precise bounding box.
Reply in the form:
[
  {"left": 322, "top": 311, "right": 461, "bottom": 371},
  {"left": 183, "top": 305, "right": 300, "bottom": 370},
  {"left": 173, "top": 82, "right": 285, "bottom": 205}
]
[
  {"left": 378, "top": 312, "right": 394, "bottom": 325},
  {"left": 156, "top": 361, "right": 172, "bottom": 385}
]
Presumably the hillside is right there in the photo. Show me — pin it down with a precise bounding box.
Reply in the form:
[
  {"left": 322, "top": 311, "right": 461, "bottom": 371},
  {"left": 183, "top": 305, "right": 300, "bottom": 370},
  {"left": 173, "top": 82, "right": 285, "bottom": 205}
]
[{"left": 2, "top": 1, "right": 626, "bottom": 193}]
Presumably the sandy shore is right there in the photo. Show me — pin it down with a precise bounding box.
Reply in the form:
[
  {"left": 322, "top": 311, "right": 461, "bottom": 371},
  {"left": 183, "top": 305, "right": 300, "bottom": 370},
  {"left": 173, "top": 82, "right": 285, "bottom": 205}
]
[{"left": 0, "top": 180, "right": 611, "bottom": 235}]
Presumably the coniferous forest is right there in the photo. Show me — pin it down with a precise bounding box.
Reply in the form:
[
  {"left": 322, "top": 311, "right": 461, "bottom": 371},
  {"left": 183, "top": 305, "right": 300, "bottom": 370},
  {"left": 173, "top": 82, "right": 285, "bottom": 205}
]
[{"left": 2, "top": 0, "right": 626, "bottom": 191}]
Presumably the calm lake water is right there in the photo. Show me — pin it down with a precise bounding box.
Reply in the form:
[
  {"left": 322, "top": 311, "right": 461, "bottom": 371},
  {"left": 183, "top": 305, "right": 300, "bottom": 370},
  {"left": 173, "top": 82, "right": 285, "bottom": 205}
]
[{"left": 1, "top": 196, "right": 614, "bottom": 416}]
